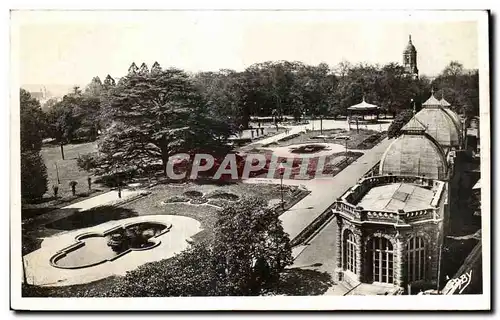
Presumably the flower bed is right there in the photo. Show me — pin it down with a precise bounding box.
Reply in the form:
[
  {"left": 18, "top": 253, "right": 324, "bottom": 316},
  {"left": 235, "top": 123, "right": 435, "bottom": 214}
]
[
  {"left": 205, "top": 191, "right": 240, "bottom": 202},
  {"left": 183, "top": 190, "right": 204, "bottom": 199},
  {"left": 190, "top": 197, "right": 209, "bottom": 205}
]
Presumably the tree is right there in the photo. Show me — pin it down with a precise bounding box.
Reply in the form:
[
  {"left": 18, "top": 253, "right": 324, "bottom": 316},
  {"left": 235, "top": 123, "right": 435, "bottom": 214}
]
[
  {"left": 212, "top": 196, "right": 293, "bottom": 295},
  {"left": 21, "top": 151, "right": 48, "bottom": 201},
  {"left": 20, "top": 89, "right": 46, "bottom": 152},
  {"left": 108, "top": 243, "right": 219, "bottom": 297},
  {"left": 302, "top": 63, "right": 337, "bottom": 133},
  {"left": 432, "top": 61, "right": 478, "bottom": 117},
  {"left": 84, "top": 76, "right": 103, "bottom": 97},
  {"left": 20, "top": 89, "right": 48, "bottom": 201},
  {"left": 96, "top": 65, "right": 233, "bottom": 178},
  {"left": 45, "top": 95, "right": 81, "bottom": 160},
  {"left": 193, "top": 69, "right": 246, "bottom": 130},
  {"left": 387, "top": 109, "right": 414, "bottom": 138},
  {"left": 103, "top": 75, "right": 116, "bottom": 89}
]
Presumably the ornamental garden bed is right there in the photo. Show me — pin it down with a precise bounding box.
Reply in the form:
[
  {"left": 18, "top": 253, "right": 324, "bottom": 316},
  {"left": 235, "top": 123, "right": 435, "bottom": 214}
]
[{"left": 259, "top": 129, "right": 382, "bottom": 150}]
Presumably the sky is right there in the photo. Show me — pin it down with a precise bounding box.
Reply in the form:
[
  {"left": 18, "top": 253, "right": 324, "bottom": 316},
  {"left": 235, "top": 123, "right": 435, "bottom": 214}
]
[{"left": 12, "top": 11, "right": 480, "bottom": 96}]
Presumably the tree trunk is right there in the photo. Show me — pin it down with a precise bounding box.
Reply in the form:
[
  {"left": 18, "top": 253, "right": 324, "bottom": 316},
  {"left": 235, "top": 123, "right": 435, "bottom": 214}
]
[
  {"left": 162, "top": 157, "right": 168, "bottom": 178},
  {"left": 60, "top": 143, "right": 65, "bottom": 160}
]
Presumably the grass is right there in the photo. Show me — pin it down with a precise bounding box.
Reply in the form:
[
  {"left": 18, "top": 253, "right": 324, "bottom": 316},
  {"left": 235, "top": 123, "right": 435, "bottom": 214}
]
[
  {"left": 25, "top": 181, "right": 307, "bottom": 252},
  {"left": 40, "top": 141, "right": 104, "bottom": 200},
  {"left": 120, "top": 182, "right": 303, "bottom": 240}
]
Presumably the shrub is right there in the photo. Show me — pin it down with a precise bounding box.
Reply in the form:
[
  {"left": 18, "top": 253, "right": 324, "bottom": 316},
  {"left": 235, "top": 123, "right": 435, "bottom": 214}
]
[
  {"left": 94, "top": 170, "right": 136, "bottom": 187},
  {"left": 21, "top": 151, "right": 48, "bottom": 201},
  {"left": 107, "top": 244, "right": 219, "bottom": 297},
  {"left": 77, "top": 153, "right": 100, "bottom": 172}
]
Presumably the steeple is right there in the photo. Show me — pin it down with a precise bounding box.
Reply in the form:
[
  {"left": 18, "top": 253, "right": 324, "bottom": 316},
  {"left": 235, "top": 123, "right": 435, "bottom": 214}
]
[{"left": 403, "top": 35, "right": 418, "bottom": 79}]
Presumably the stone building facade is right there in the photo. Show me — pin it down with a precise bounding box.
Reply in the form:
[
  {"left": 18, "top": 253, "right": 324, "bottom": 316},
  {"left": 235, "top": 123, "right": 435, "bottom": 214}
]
[
  {"left": 333, "top": 175, "right": 447, "bottom": 290},
  {"left": 332, "top": 103, "right": 459, "bottom": 292}
]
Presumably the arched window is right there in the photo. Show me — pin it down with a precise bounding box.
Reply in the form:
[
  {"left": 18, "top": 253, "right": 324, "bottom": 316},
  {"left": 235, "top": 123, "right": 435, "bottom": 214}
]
[
  {"left": 407, "top": 237, "right": 426, "bottom": 282},
  {"left": 369, "top": 237, "right": 394, "bottom": 283},
  {"left": 344, "top": 230, "right": 357, "bottom": 274}
]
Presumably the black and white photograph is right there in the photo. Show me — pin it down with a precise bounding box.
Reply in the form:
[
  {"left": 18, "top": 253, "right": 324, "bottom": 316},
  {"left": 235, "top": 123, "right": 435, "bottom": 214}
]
[{"left": 9, "top": 9, "right": 490, "bottom": 311}]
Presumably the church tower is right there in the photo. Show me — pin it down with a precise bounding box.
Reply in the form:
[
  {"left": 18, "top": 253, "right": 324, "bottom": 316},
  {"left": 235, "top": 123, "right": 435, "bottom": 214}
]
[{"left": 403, "top": 35, "right": 419, "bottom": 79}]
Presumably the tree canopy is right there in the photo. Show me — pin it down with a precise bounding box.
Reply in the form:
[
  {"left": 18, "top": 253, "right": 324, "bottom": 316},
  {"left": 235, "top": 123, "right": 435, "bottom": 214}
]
[{"left": 93, "top": 64, "right": 233, "bottom": 177}]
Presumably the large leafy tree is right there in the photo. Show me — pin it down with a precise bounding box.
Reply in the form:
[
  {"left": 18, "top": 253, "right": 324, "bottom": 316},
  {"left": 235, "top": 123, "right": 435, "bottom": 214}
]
[
  {"left": 193, "top": 69, "right": 246, "bottom": 130},
  {"left": 212, "top": 197, "right": 293, "bottom": 295},
  {"left": 20, "top": 89, "right": 46, "bottom": 152},
  {"left": 432, "top": 61, "right": 479, "bottom": 117},
  {"left": 45, "top": 90, "right": 83, "bottom": 159},
  {"left": 96, "top": 63, "right": 233, "bottom": 177}
]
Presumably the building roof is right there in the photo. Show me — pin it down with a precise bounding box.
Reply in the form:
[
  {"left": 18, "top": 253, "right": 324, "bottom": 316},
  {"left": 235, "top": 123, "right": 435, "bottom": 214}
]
[
  {"left": 402, "top": 116, "right": 427, "bottom": 133},
  {"left": 440, "top": 98, "right": 452, "bottom": 107},
  {"left": 404, "top": 35, "right": 417, "bottom": 53},
  {"left": 356, "top": 183, "right": 434, "bottom": 212},
  {"left": 415, "top": 107, "right": 461, "bottom": 148},
  {"left": 347, "top": 96, "right": 380, "bottom": 111},
  {"left": 443, "top": 107, "right": 462, "bottom": 132},
  {"left": 422, "top": 93, "right": 442, "bottom": 108},
  {"left": 379, "top": 133, "right": 448, "bottom": 180}
]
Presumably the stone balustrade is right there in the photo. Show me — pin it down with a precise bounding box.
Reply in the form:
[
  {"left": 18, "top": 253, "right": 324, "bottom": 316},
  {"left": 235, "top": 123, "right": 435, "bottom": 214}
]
[
  {"left": 334, "top": 200, "right": 437, "bottom": 224},
  {"left": 337, "top": 174, "right": 445, "bottom": 206}
]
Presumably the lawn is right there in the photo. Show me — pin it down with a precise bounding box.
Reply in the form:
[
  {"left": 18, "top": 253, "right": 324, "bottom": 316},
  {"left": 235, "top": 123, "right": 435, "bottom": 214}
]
[
  {"left": 23, "top": 181, "right": 308, "bottom": 254},
  {"left": 40, "top": 141, "right": 102, "bottom": 199},
  {"left": 120, "top": 182, "right": 305, "bottom": 241},
  {"left": 21, "top": 141, "right": 107, "bottom": 221}
]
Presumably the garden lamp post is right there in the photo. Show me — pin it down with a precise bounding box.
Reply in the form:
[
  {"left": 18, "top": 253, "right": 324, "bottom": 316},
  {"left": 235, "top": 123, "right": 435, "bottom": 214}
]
[{"left": 277, "top": 162, "right": 285, "bottom": 210}]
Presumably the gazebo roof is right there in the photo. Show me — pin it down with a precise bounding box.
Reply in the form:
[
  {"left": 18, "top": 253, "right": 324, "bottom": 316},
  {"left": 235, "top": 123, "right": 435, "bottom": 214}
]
[{"left": 347, "top": 97, "right": 380, "bottom": 111}]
